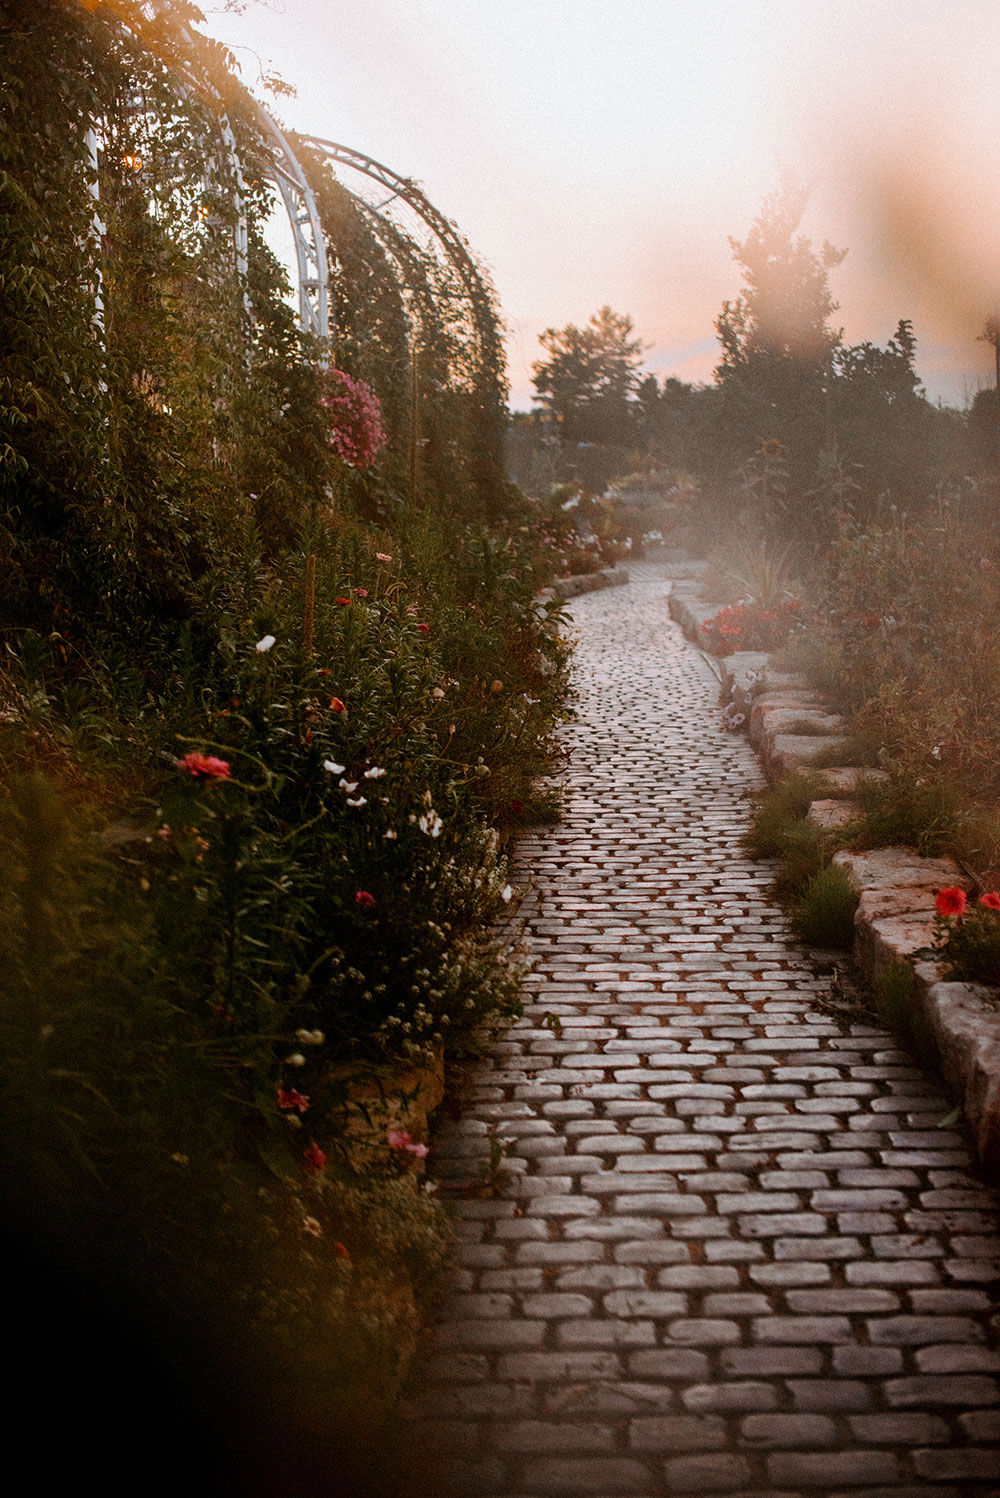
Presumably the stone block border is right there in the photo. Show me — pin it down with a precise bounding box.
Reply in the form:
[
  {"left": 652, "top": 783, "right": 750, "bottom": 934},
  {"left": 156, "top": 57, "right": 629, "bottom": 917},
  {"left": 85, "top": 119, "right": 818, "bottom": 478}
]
[
  {"left": 537, "top": 565, "right": 630, "bottom": 605},
  {"left": 668, "top": 565, "right": 1000, "bottom": 1175}
]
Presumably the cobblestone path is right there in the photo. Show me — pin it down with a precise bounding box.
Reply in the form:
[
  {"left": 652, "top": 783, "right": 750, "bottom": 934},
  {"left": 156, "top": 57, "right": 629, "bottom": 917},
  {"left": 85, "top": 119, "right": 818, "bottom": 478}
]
[{"left": 423, "top": 561, "right": 1000, "bottom": 1497}]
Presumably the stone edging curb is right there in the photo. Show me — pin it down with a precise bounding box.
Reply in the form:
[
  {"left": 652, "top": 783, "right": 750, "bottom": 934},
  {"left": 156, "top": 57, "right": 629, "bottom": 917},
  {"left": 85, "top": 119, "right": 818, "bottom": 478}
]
[
  {"left": 668, "top": 569, "right": 1000, "bottom": 1174},
  {"left": 536, "top": 565, "right": 629, "bottom": 605}
]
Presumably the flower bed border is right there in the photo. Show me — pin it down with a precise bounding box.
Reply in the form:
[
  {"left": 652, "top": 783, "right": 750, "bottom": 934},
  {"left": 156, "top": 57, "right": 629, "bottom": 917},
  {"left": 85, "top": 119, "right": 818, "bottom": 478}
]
[
  {"left": 668, "top": 562, "right": 1000, "bottom": 1176},
  {"left": 537, "top": 564, "right": 630, "bottom": 604}
]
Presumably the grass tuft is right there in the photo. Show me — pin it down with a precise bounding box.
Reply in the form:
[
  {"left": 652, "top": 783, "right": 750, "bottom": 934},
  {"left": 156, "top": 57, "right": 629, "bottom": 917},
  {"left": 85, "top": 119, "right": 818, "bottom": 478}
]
[{"left": 790, "top": 863, "right": 858, "bottom": 948}]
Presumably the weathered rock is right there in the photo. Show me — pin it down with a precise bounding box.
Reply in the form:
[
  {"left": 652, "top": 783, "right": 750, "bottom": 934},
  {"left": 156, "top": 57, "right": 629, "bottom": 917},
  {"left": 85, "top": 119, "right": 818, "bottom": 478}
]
[
  {"left": 806, "top": 798, "right": 861, "bottom": 831},
  {"left": 857, "top": 911, "right": 939, "bottom": 982},
  {"left": 750, "top": 702, "right": 847, "bottom": 749},
  {"left": 815, "top": 766, "right": 889, "bottom": 796},
  {"left": 667, "top": 587, "right": 717, "bottom": 649},
  {"left": 553, "top": 566, "right": 629, "bottom": 600},
  {"left": 923, "top": 982, "right": 1000, "bottom": 1170},
  {"left": 834, "top": 846, "right": 960, "bottom": 895},
  {"left": 766, "top": 733, "right": 854, "bottom": 779}
]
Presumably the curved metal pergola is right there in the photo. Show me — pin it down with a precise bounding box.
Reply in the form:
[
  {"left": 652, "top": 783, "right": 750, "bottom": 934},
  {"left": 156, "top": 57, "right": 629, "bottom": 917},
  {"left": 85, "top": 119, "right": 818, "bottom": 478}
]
[
  {"left": 80, "top": 3, "right": 506, "bottom": 508},
  {"left": 296, "top": 137, "right": 503, "bottom": 374}
]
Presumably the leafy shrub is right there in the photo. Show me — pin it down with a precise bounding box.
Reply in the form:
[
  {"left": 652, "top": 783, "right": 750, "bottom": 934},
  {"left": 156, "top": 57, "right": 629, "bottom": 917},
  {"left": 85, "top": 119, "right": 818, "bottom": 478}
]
[
  {"left": 931, "top": 889, "right": 1000, "bottom": 988},
  {"left": 703, "top": 598, "right": 807, "bottom": 655}
]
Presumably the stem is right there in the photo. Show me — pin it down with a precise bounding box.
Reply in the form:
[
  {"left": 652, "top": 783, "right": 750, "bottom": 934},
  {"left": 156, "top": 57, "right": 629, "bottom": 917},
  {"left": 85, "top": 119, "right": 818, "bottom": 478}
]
[{"left": 303, "top": 551, "right": 316, "bottom": 653}]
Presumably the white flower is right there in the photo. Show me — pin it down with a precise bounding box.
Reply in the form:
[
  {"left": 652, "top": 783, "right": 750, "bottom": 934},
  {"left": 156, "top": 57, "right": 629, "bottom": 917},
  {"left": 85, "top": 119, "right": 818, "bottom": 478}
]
[
  {"left": 295, "top": 1028, "right": 325, "bottom": 1045},
  {"left": 285, "top": 1052, "right": 306, "bottom": 1067},
  {"left": 418, "top": 810, "right": 443, "bottom": 838},
  {"left": 255, "top": 634, "right": 276, "bottom": 653},
  {"left": 560, "top": 494, "right": 580, "bottom": 510},
  {"left": 500, "top": 884, "right": 513, "bottom": 902},
  {"left": 384, "top": 829, "right": 397, "bottom": 840},
  {"left": 323, "top": 760, "right": 346, "bottom": 774},
  {"left": 364, "top": 766, "right": 385, "bottom": 779},
  {"left": 346, "top": 796, "right": 367, "bottom": 808},
  {"left": 431, "top": 687, "right": 445, "bottom": 699},
  {"left": 339, "top": 778, "right": 358, "bottom": 793}
]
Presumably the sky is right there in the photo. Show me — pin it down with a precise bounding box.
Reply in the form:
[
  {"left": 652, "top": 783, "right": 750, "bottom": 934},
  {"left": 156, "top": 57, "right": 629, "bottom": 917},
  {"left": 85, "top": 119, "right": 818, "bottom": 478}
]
[{"left": 200, "top": 0, "right": 1000, "bottom": 410}]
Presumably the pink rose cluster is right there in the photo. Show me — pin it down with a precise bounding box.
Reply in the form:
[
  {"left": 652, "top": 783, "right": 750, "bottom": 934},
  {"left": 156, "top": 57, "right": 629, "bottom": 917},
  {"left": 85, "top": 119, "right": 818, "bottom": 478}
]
[{"left": 320, "top": 368, "right": 386, "bottom": 470}]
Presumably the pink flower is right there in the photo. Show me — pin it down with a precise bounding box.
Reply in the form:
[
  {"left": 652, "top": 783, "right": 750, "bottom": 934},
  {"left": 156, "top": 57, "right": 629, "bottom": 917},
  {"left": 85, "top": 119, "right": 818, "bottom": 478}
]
[
  {"left": 980, "top": 892, "right": 1000, "bottom": 911},
  {"left": 388, "top": 1129, "right": 429, "bottom": 1158},
  {"left": 376, "top": 553, "right": 392, "bottom": 563},
  {"left": 319, "top": 369, "right": 386, "bottom": 469},
  {"left": 277, "top": 1086, "right": 310, "bottom": 1114},
  {"left": 176, "top": 752, "right": 230, "bottom": 779},
  {"left": 302, "top": 1143, "right": 327, "bottom": 1175},
  {"left": 353, "top": 588, "right": 368, "bottom": 598},
  {"left": 355, "top": 890, "right": 375, "bottom": 908},
  {"left": 935, "top": 887, "right": 967, "bottom": 918}
]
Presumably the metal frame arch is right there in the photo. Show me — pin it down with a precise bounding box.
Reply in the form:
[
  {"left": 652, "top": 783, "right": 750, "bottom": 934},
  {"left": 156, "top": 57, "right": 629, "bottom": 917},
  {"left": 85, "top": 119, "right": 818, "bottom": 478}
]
[
  {"left": 100, "top": 5, "right": 328, "bottom": 347},
  {"left": 254, "top": 111, "right": 330, "bottom": 346},
  {"left": 297, "top": 136, "right": 503, "bottom": 375}
]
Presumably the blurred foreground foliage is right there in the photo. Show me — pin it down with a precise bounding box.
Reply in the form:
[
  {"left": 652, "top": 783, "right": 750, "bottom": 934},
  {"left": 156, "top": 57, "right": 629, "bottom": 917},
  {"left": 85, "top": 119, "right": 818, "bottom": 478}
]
[{"left": 0, "top": 4, "right": 569, "bottom": 1490}]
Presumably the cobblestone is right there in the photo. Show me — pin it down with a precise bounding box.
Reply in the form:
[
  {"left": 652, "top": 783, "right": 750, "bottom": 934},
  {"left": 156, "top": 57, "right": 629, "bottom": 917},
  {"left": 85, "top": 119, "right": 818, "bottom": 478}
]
[{"left": 416, "top": 563, "right": 1000, "bottom": 1494}]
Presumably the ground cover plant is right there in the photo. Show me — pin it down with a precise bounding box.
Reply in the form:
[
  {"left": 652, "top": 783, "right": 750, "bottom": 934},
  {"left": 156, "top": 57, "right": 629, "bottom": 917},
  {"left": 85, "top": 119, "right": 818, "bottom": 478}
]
[{"left": 0, "top": 4, "right": 573, "bottom": 1489}]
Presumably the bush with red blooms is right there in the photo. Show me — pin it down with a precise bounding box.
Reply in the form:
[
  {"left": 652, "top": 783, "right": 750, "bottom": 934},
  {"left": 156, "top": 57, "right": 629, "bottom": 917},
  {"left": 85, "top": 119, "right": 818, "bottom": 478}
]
[
  {"left": 930, "top": 886, "right": 1000, "bottom": 987},
  {"left": 703, "top": 598, "right": 806, "bottom": 656}
]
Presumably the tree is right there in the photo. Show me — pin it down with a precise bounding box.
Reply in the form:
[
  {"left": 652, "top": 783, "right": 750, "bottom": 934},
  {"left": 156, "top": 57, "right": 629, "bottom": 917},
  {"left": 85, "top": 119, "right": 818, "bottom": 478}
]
[
  {"left": 709, "top": 172, "right": 847, "bottom": 511},
  {"left": 716, "top": 170, "right": 846, "bottom": 383},
  {"left": 531, "top": 305, "right": 646, "bottom": 444}
]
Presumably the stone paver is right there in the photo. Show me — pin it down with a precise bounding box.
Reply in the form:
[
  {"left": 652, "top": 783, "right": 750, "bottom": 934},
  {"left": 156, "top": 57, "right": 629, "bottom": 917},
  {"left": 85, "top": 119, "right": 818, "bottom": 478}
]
[{"left": 419, "top": 562, "right": 1000, "bottom": 1496}]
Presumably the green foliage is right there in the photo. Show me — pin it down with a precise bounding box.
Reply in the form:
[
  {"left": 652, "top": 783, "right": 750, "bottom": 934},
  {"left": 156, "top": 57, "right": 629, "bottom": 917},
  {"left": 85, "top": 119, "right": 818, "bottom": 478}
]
[
  {"left": 791, "top": 862, "right": 859, "bottom": 949},
  {"left": 872, "top": 958, "right": 920, "bottom": 1033},
  {"left": 0, "top": 1, "right": 559, "bottom": 1470},
  {"left": 531, "top": 305, "right": 647, "bottom": 445},
  {"left": 743, "top": 773, "right": 828, "bottom": 858},
  {"left": 849, "top": 770, "right": 971, "bottom": 859},
  {"left": 932, "top": 902, "right": 1000, "bottom": 987}
]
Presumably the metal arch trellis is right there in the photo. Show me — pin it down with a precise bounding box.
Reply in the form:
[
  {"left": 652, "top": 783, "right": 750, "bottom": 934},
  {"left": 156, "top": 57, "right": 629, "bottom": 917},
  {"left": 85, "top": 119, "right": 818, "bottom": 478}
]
[
  {"left": 83, "top": 11, "right": 506, "bottom": 384},
  {"left": 80, "top": 6, "right": 507, "bottom": 509},
  {"left": 254, "top": 112, "right": 329, "bottom": 344},
  {"left": 83, "top": 4, "right": 328, "bottom": 347},
  {"left": 297, "top": 136, "right": 505, "bottom": 383}
]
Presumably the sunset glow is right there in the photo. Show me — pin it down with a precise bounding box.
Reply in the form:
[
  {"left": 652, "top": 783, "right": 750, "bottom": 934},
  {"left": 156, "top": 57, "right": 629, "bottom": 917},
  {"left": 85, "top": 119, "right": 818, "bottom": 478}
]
[{"left": 202, "top": 0, "right": 1000, "bottom": 408}]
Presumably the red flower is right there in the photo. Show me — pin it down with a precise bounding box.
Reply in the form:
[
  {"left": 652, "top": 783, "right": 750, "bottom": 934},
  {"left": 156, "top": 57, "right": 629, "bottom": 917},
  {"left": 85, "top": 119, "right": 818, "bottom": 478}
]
[
  {"left": 176, "top": 752, "right": 231, "bottom": 779},
  {"left": 277, "top": 1086, "right": 310, "bottom": 1114},
  {"left": 302, "top": 1143, "right": 327, "bottom": 1175},
  {"left": 980, "top": 892, "right": 1000, "bottom": 911},
  {"left": 355, "top": 890, "right": 375, "bottom": 909},
  {"left": 511, "top": 799, "right": 524, "bottom": 815},
  {"left": 416, "top": 623, "right": 430, "bottom": 633},
  {"left": 330, "top": 697, "right": 346, "bottom": 713},
  {"left": 335, "top": 597, "right": 353, "bottom": 607},
  {"left": 935, "top": 887, "right": 967, "bottom": 918},
  {"left": 332, "top": 1241, "right": 350, "bottom": 1258},
  {"left": 317, "top": 667, "right": 330, "bottom": 678}
]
